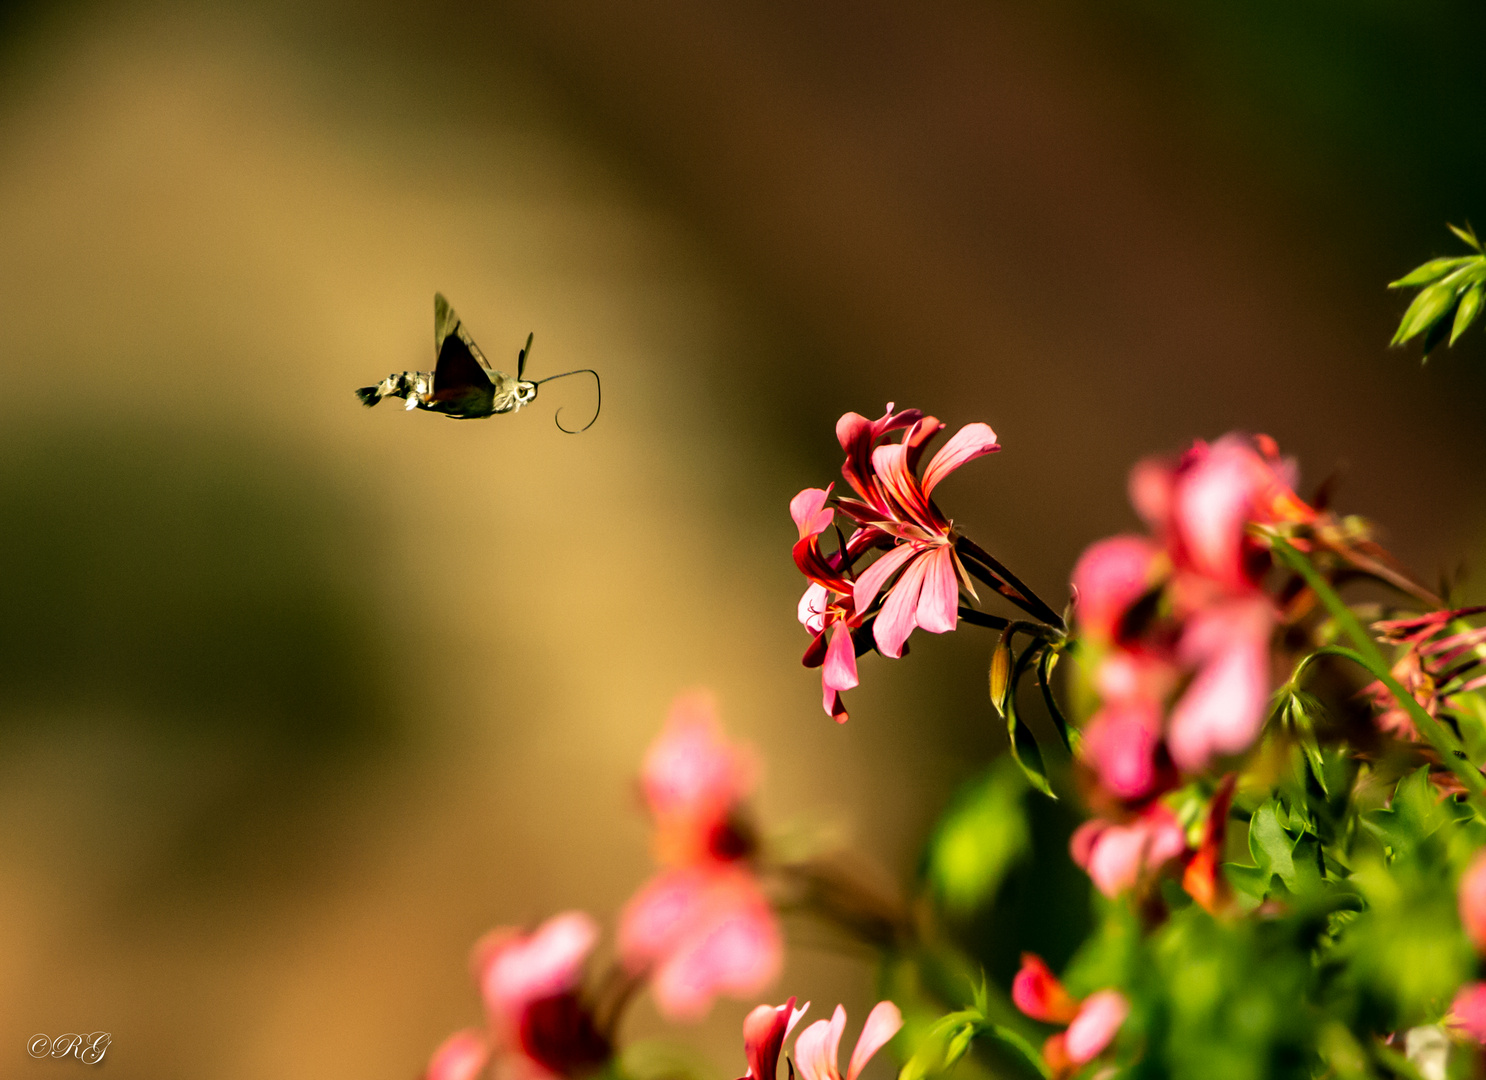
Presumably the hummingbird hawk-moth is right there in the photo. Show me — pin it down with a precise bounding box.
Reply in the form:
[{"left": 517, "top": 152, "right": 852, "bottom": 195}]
[{"left": 356, "top": 294, "right": 600, "bottom": 431}]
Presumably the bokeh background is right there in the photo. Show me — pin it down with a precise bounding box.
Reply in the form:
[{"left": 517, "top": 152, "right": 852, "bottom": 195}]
[{"left": 1, "top": 1, "right": 1484, "bottom": 1076}]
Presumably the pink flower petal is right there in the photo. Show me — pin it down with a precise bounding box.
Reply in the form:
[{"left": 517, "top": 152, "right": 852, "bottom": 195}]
[
  {"left": 1012, "top": 954, "right": 1081, "bottom": 1024},
  {"left": 791, "top": 486, "right": 835, "bottom": 540},
  {"left": 425, "top": 1030, "right": 490, "bottom": 1080},
  {"left": 642, "top": 869, "right": 783, "bottom": 1021},
  {"left": 482, "top": 911, "right": 599, "bottom": 1024},
  {"left": 1173, "top": 439, "right": 1262, "bottom": 586},
  {"left": 641, "top": 694, "right": 754, "bottom": 825},
  {"left": 873, "top": 550, "right": 932, "bottom": 659},
  {"left": 871, "top": 441, "right": 935, "bottom": 527},
  {"left": 914, "top": 545, "right": 959, "bottom": 635},
  {"left": 1064, "top": 990, "right": 1128, "bottom": 1064},
  {"left": 1451, "top": 982, "right": 1486, "bottom": 1044},
  {"left": 619, "top": 870, "right": 707, "bottom": 969},
  {"left": 845, "top": 1001, "right": 904, "bottom": 1080},
  {"left": 853, "top": 543, "right": 918, "bottom": 617},
  {"left": 1081, "top": 702, "right": 1161, "bottom": 801},
  {"left": 1461, "top": 850, "right": 1486, "bottom": 954},
  {"left": 1167, "top": 602, "right": 1273, "bottom": 773},
  {"left": 823, "top": 622, "right": 860, "bottom": 694},
  {"left": 799, "top": 583, "right": 830, "bottom": 634},
  {"left": 742, "top": 999, "right": 810, "bottom": 1080},
  {"left": 1074, "top": 807, "right": 1187, "bottom": 897},
  {"left": 1128, "top": 457, "right": 1175, "bottom": 534},
  {"left": 794, "top": 1006, "right": 848, "bottom": 1080},
  {"left": 921, "top": 422, "right": 999, "bottom": 496},
  {"left": 1070, "top": 536, "right": 1161, "bottom": 641},
  {"left": 823, "top": 685, "right": 849, "bottom": 723}
]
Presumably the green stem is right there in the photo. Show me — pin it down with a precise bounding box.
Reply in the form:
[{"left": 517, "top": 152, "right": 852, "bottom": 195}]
[{"left": 1271, "top": 536, "right": 1486, "bottom": 806}]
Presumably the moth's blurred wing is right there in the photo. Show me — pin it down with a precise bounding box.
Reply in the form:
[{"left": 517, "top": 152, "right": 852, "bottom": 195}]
[
  {"left": 431, "top": 294, "right": 495, "bottom": 395},
  {"left": 433, "top": 292, "right": 461, "bottom": 357},
  {"left": 433, "top": 331, "right": 495, "bottom": 395}
]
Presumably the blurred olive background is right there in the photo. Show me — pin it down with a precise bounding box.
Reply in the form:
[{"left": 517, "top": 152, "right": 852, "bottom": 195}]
[{"left": 0, "top": 1, "right": 1484, "bottom": 1076}]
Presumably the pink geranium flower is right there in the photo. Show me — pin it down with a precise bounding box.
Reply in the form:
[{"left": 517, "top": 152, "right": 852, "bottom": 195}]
[
  {"left": 793, "top": 1001, "right": 904, "bottom": 1080},
  {"left": 640, "top": 691, "right": 757, "bottom": 864},
  {"left": 1012, "top": 954, "right": 1081, "bottom": 1024},
  {"left": 738, "top": 997, "right": 811, "bottom": 1080},
  {"left": 1070, "top": 804, "right": 1188, "bottom": 898},
  {"left": 835, "top": 407, "right": 1000, "bottom": 659},
  {"left": 425, "top": 911, "right": 610, "bottom": 1080},
  {"left": 619, "top": 864, "right": 782, "bottom": 1020},
  {"left": 1069, "top": 434, "right": 1308, "bottom": 835},
  {"left": 1011, "top": 957, "right": 1128, "bottom": 1074},
  {"left": 620, "top": 696, "right": 782, "bottom": 1019}
]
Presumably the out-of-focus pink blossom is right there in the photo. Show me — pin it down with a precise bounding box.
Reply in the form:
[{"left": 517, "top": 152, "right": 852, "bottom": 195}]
[
  {"left": 738, "top": 997, "right": 810, "bottom": 1080},
  {"left": 1165, "top": 599, "right": 1275, "bottom": 774},
  {"left": 620, "top": 864, "right": 783, "bottom": 1020},
  {"left": 1071, "top": 536, "right": 1163, "bottom": 644},
  {"left": 622, "top": 701, "right": 781, "bottom": 1020},
  {"left": 1081, "top": 701, "right": 1164, "bottom": 802},
  {"left": 479, "top": 912, "right": 600, "bottom": 1028},
  {"left": 1063, "top": 990, "right": 1129, "bottom": 1064},
  {"left": 1071, "top": 805, "right": 1188, "bottom": 898},
  {"left": 426, "top": 912, "right": 610, "bottom": 1080},
  {"left": 1069, "top": 434, "right": 1306, "bottom": 854},
  {"left": 1012, "top": 954, "right": 1081, "bottom": 1024},
  {"left": 641, "top": 692, "right": 756, "bottom": 863},
  {"left": 1013, "top": 961, "right": 1126, "bottom": 1075},
  {"left": 1461, "top": 850, "right": 1486, "bottom": 954},
  {"left": 793, "top": 1001, "right": 904, "bottom": 1080},
  {"left": 425, "top": 1029, "right": 490, "bottom": 1080},
  {"left": 1450, "top": 982, "right": 1486, "bottom": 1044},
  {"left": 1131, "top": 434, "right": 1312, "bottom": 590}
]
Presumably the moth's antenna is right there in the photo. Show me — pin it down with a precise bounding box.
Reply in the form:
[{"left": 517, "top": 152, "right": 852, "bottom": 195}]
[
  {"left": 517, "top": 331, "right": 534, "bottom": 380},
  {"left": 533, "top": 369, "right": 602, "bottom": 433}
]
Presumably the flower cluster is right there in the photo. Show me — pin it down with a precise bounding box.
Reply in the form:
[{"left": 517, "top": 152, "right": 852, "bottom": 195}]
[
  {"left": 619, "top": 692, "right": 781, "bottom": 1019},
  {"left": 792, "top": 404, "right": 1006, "bottom": 722},
  {"left": 1066, "top": 434, "right": 1313, "bottom": 896}
]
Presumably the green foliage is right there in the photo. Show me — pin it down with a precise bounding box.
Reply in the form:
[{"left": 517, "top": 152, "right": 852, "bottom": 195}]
[
  {"left": 924, "top": 758, "right": 1032, "bottom": 917},
  {"left": 898, "top": 986, "right": 1051, "bottom": 1080},
  {"left": 1390, "top": 224, "right": 1486, "bottom": 355}
]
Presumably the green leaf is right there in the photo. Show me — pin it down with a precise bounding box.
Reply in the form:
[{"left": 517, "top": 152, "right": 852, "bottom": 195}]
[
  {"left": 1450, "top": 284, "right": 1483, "bottom": 345},
  {"left": 1363, "top": 767, "right": 1445, "bottom": 853},
  {"left": 1247, "top": 799, "right": 1298, "bottom": 890},
  {"left": 1392, "top": 281, "right": 1460, "bottom": 345},
  {"left": 924, "top": 758, "right": 1032, "bottom": 915},
  {"left": 1286, "top": 690, "right": 1329, "bottom": 796},
  {"left": 1389, "top": 256, "right": 1473, "bottom": 288},
  {"left": 1449, "top": 222, "right": 1483, "bottom": 252},
  {"left": 1003, "top": 645, "right": 1054, "bottom": 798}
]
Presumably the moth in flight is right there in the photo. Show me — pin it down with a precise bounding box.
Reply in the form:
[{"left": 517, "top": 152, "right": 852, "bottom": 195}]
[{"left": 356, "top": 294, "right": 600, "bottom": 432}]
